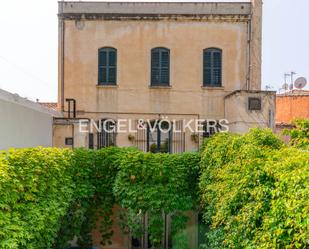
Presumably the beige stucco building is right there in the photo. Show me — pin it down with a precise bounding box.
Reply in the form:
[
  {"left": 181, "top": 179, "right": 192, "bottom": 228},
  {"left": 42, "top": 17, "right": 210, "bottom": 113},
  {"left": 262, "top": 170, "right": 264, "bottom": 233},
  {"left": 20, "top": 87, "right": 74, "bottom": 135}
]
[
  {"left": 54, "top": 1, "right": 275, "bottom": 248},
  {"left": 54, "top": 0, "right": 275, "bottom": 152}
]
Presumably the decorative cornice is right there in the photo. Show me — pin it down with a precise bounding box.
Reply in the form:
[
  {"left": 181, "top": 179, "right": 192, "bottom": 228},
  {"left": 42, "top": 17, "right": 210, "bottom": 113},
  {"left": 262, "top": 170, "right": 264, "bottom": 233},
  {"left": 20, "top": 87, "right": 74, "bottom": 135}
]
[
  {"left": 59, "top": 1, "right": 252, "bottom": 22},
  {"left": 59, "top": 13, "right": 251, "bottom": 22}
]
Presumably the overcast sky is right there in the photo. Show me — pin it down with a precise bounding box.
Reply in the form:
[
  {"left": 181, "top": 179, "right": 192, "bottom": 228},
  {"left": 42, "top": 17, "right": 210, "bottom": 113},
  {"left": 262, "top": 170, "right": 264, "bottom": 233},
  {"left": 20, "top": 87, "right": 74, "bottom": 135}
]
[{"left": 0, "top": 0, "right": 308, "bottom": 102}]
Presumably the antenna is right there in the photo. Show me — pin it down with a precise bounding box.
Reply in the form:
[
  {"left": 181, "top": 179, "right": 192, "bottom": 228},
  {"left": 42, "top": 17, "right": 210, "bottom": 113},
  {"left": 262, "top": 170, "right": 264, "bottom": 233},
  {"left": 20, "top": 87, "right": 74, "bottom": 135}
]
[
  {"left": 289, "top": 83, "right": 294, "bottom": 90},
  {"left": 294, "top": 77, "right": 307, "bottom": 89},
  {"left": 284, "top": 73, "right": 291, "bottom": 84},
  {"left": 290, "top": 71, "right": 297, "bottom": 85},
  {"left": 282, "top": 83, "right": 289, "bottom": 91}
]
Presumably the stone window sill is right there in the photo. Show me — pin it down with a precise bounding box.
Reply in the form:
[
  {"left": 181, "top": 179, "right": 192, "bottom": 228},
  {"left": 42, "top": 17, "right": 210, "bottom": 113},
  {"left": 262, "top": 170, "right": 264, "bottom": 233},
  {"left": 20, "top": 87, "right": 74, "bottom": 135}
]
[
  {"left": 148, "top": 85, "right": 172, "bottom": 89},
  {"left": 96, "top": 84, "right": 118, "bottom": 88},
  {"left": 201, "top": 86, "right": 224, "bottom": 90}
]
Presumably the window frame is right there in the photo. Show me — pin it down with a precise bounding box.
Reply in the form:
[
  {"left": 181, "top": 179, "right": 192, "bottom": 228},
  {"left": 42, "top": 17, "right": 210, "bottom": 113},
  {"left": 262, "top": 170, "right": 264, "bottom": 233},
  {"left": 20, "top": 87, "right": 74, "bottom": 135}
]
[
  {"left": 150, "top": 47, "right": 170, "bottom": 87},
  {"left": 97, "top": 119, "right": 117, "bottom": 149},
  {"left": 203, "top": 48, "right": 223, "bottom": 87},
  {"left": 98, "top": 47, "right": 117, "bottom": 86},
  {"left": 146, "top": 120, "right": 172, "bottom": 153}
]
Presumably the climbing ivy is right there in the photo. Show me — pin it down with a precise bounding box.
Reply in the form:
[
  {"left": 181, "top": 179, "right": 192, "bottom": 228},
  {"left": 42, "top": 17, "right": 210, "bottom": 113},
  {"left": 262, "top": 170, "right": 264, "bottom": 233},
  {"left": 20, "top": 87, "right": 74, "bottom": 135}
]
[
  {"left": 0, "top": 148, "right": 75, "bottom": 249},
  {"left": 55, "top": 147, "right": 129, "bottom": 249},
  {"left": 113, "top": 151, "right": 200, "bottom": 248},
  {"left": 0, "top": 127, "right": 308, "bottom": 249},
  {"left": 284, "top": 118, "right": 309, "bottom": 149},
  {"left": 199, "top": 129, "right": 309, "bottom": 249}
]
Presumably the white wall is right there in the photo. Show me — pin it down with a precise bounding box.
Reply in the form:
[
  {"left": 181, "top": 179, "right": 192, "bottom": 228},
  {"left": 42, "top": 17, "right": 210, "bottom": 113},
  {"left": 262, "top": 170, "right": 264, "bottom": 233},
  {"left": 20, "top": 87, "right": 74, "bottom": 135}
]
[{"left": 0, "top": 89, "right": 60, "bottom": 150}]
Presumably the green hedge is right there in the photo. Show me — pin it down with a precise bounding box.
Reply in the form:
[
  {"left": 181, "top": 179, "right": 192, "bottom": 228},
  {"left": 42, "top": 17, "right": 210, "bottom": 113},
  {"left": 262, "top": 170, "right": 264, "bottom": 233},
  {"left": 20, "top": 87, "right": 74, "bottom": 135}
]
[
  {"left": 284, "top": 119, "right": 309, "bottom": 149},
  {"left": 0, "top": 148, "right": 74, "bottom": 249},
  {"left": 113, "top": 150, "right": 200, "bottom": 248},
  {"left": 55, "top": 147, "right": 128, "bottom": 249},
  {"left": 199, "top": 129, "right": 309, "bottom": 249},
  {"left": 0, "top": 127, "right": 308, "bottom": 249},
  {"left": 0, "top": 147, "right": 200, "bottom": 249}
]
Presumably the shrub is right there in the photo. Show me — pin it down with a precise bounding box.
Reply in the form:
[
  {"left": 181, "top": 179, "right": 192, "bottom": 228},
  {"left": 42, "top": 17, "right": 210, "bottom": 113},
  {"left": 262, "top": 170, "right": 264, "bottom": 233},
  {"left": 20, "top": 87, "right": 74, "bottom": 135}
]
[
  {"left": 113, "top": 151, "right": 200, "bottom": 248},
  {"left": 1, "top": 127, "right": 307, "bottom": 249},
  {"left": 0, "top": 148, "right": 74, "bottom": 249},
  {"left": 284, "top": 118, "right": 309, "bottom": 149},
  {"left": 254, "top": 148, "right": 309, "bottom": 248},
  {"left": 55, "top": 147, "right": 128, "bottom": 248},
  {"left": 199, "top": 129, "right": 309, "bottom": 249}
]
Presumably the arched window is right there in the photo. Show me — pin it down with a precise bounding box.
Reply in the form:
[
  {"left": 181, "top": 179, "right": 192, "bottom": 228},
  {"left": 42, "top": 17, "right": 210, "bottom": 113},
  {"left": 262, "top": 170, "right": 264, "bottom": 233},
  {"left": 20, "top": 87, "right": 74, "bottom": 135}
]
[
  {"left": 151, "top": 47, "right": 170, "bottom": 86},
  {"left": 203, "top": 48, "right": 222, "bottom": 87},
  {"left": 98, "top": 47, "right": 117, "bottom": 85}
]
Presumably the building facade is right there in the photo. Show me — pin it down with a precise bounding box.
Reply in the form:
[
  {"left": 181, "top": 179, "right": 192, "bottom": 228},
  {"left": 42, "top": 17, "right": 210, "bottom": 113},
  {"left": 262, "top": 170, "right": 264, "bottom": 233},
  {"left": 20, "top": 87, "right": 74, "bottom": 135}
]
[
  {"left": 54, "top": 1, "right": 275, "bottom": 248},
  {"left": 54, "top": 0, "right": 275, "bottom": 152}
]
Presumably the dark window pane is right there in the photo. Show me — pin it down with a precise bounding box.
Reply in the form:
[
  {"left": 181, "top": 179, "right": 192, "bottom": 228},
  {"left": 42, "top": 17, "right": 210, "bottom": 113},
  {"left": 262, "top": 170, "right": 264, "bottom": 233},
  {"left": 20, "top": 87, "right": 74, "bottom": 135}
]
[
  {"left": 151, "top": 68, "right": 160, "bottom": 84},
  {"left": 161, "top": 68, "right": 169, "bottom": 84},
  {"left": 161, "top": 51, "right": 169, "bottom": 67},
  {"left": 152, "top": 51, "right": 160, "bottom": 68},
  {"left": 109, "top": 67, "right": 116, "bottom": 83},
  {"left": 98, "top": 48, "right": 117, "bottom": 85},
  {"left": 151, "top": 48, "right": 170, "bottom": 86},
  {"left": 203, "top": 68, "right": 212, "bottom": 85},
  {"left": 213, "top": 69, "right": 221, "bottom": 85},
  {"left": 213, "top": 52, "right": 221, "bottom": 67},
  {"left": 109, "top": 51, "right": 116, "bottom": 66},
  {"left": 98, "top": 67, "right": 108, "bottom": 83},
  {"left": 204, "top": 52, "right": 212, "bottom": 68},
  {"left": 103, "top": 67, "right": 108, "bottom": 83},
  {"left": 99, "top": 51, "right": 107, "bottom": 66},
  {"left": 89, "top": 133, "right": 94, "bottom": 149},
  {"left": 98, "top": 67, "right": 103, "bottom": 83},
  {"left": 203, "top": 49, "right": 222, "bottom": 86}
]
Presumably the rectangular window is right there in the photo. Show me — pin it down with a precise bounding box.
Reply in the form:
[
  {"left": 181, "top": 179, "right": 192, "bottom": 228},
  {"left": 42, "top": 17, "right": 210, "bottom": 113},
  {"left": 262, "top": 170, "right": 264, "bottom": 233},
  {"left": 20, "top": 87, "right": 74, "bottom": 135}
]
[
  {"left": 203, "top": 48, "right": 222, "bottom": 87},
  {"left": 98, "top": 48, "right": 117, "bottom": 85},
  {"left": 151, "top": 48, "right": 170, "bottom": 86},
  {"left": 248, "top": 97, "right": 262, "bottom": 111},
  {"left": 97, "top": 120, "right": 116, "bottom": 149}
]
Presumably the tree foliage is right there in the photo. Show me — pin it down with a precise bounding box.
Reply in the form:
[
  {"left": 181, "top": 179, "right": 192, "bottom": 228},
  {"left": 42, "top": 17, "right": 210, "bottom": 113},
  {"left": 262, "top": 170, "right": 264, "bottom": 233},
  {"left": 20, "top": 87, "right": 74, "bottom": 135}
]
[
  {"left": 113, "top": 151, "right": 200, "bottom": 248},
  {"left": 284, "top": 118, "right": 309, "bottom": 149},
  {"left": 0, "top": 127, "right": 308, "bottom": 249},
  {"left": 199, "top": 129, "right": 309, "bottom": 249},
  {"left": 0, "top": 148, "right": 74, "bottom": 249}
]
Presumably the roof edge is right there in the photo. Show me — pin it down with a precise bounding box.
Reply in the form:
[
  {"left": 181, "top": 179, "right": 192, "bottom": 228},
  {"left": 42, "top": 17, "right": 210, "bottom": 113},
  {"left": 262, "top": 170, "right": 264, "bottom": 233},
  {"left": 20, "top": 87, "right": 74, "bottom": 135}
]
[{"left": 0, "top": 89, "right": 62, "bottom": 117}]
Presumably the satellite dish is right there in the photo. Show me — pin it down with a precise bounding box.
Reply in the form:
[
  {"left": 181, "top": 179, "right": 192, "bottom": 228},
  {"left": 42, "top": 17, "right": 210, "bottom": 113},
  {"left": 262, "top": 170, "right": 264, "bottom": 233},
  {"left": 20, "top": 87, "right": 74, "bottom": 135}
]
[
  {"left": 282, "top": 83, "right": 289, "bottom": 90},
  {"left": 289, "top": 83, "right": 294, "bottom": 90},
  {"left": 294, "top": 77, "right": 307, "bottom": 89}
]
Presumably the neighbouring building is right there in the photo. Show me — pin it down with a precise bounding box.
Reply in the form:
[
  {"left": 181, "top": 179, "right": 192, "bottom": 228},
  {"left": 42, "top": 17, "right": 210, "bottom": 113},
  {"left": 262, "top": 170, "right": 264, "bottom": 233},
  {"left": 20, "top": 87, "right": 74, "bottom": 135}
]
[
  {"left": 0, "top": 88, "right": 61, "bottom": 150},
  {"left": 54, "top": 1, "right": 275, "bottom": 248},
  {"left": 276, "top": 89, "right": 309, "bottom": 124},
  {"left": 276, "top": 89, "right": 309, "bottom": 136}
]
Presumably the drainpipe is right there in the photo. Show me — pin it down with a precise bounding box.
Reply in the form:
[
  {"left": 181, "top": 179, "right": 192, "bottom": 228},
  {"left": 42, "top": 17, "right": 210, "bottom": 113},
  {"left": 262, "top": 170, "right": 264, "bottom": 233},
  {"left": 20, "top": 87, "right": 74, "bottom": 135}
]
[
  {"left": 66, "top": 98, "right": 76, "bottom": 118},
  {"left": 59, "top": 1, "right": 65, "bottom": 112},
  {"left": 246, "top": 18, "right": 252, "bottom": 91}
]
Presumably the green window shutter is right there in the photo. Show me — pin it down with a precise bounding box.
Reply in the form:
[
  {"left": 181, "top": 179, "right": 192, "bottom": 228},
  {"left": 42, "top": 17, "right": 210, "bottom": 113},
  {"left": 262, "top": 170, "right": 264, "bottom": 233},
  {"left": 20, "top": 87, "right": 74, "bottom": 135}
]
[
  {"left": 203, "top": 48, "right": 222, "bottom": 87},
  {"left": 98, "top": 48, "right": 117, "bottom": 85},
  {"left": 151, "top": 47, "right": 170, "bottom": 86},
  {"left": 151, "top": 49, "right": 160, "bottom": 85},
  {"left": 161, "top": 50, "right": 169, "bottom": 84}
]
